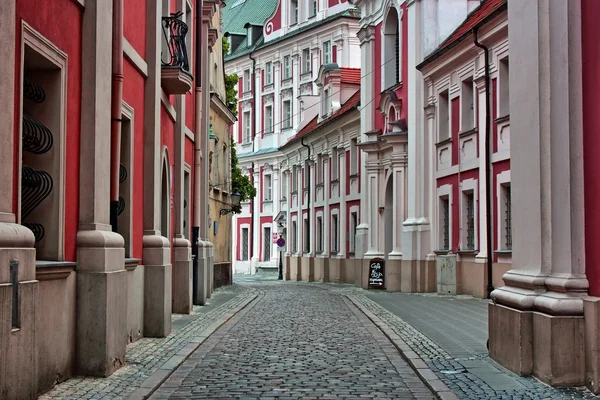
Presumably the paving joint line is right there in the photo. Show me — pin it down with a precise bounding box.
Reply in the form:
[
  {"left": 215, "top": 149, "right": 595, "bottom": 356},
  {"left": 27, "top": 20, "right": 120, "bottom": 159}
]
[
  {"left": 346, "top": 294, "right": 460, "bottom": 400},
  {"left": 127, "top": 291, "right": 261, "bottom": 400}
]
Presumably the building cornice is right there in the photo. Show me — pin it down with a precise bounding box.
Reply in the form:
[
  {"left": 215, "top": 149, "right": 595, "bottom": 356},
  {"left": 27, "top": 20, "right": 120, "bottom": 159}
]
[{"left": 210, "top": 92, "right": 237, "bottom": 125}]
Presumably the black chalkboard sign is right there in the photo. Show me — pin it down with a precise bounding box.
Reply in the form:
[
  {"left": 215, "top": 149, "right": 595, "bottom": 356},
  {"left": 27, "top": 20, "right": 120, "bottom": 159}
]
[{"left": 368, "top": 258, "right": 385, "bottom": 289}]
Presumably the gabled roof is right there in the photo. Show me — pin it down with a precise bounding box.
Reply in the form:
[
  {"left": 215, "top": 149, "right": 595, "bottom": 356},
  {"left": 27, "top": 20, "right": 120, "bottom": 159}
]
[
  {"left": 340, "top": 68, "right": 361, "bottom": 85},
  {"left": 281, "top": 90, "right": 361, "bottom": 149},
  {"left": 417, "top": 0, "right": 507, "bottom": 69}
]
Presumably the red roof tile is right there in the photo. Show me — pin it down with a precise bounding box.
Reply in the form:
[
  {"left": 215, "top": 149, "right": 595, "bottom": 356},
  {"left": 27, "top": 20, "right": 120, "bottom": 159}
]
[
  {"left": 283, "top": 90, "right": 361, "bottom": 148},
  {"left": 438, "top": 0, "right": 507, "bottom": 51},
  {"left": 340, "top": 68, "right": 361, "bottom": 85}
]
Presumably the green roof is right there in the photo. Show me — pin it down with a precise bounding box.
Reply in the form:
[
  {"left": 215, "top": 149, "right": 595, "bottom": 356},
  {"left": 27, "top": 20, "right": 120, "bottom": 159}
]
[
  {"left": 237, "top": 147, "right": 279, "bottom": 158},
  {"left": 223, "top": 4, "right": 360, "bottom": 62}
]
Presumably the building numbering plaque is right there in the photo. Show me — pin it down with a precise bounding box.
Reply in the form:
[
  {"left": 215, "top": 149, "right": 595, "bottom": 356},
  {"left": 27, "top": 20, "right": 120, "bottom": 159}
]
[{"left": 368, "top": 258, "right": 385, "bottom": 289}]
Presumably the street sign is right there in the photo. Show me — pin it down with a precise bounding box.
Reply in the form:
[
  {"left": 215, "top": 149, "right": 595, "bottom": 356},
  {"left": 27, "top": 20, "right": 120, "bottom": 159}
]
[
  {"left": 277, "top": 237, "right": 286, "bottom": 248},
  {"left": 272, "top": 232, "right": 279, "bottom": 243},
  {"left": 368, "top": 258, "right": 385, "bottom": 289}
]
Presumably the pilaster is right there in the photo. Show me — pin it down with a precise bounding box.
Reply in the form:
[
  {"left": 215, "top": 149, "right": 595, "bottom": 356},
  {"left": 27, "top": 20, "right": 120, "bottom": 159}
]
[{"left": 474, "top": 75, "right": 488, "bottom": 263}]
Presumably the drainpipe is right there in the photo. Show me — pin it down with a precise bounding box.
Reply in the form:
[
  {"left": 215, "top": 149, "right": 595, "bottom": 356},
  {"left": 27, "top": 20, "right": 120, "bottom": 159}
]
[
  {"left": 193, "top": 0, "right": 203, "bottom": 302},
  {"left": 473, "top": 28, "right": 494, "bottom": 299},
  {"left": 249, "top": 51, "right": 257, "bottom": 261},
  {"left": 110, "top": 0, "right": 124, "bottom": 233},
  {"left": 301, "top": 138, "right": 311, "bottom": 253}
]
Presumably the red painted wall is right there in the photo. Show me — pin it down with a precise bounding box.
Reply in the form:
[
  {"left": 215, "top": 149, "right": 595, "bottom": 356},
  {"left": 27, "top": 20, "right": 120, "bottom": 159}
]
[
  {"left": 582, "top": 0, "right": 600, "bottom": 295},
  {"left": 15, "top": 0, "right": 83, "bottom": 261},
  {"left": 124, "top": 0, "right": 146, "bottom": 59},
  {"left": 264, "top": 0, "right": 283, "bottom": 35}
]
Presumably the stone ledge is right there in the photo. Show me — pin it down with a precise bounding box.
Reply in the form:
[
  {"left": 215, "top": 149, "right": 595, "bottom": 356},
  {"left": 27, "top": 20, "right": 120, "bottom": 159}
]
[{"left": 36, "top": 260, "right": 77, "bottom": 281}]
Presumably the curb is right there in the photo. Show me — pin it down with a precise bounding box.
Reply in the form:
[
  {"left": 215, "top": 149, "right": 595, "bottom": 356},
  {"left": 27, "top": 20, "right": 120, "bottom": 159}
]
[
  {"left": 346, "top": 295, "right": 459, "bottom": 400},
  {"left": 127, "top": 292, "right": 259, "bottom": 400}
]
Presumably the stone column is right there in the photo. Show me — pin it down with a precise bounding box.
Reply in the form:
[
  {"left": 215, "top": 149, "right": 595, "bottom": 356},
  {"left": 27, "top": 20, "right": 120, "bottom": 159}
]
[
  {"left": 364, "top": 160, "right": 383, "bottom": 258},
  {"left": 338, "top": 147, "right": 347, "bottom": 258},
  {"left": 474, "top": 74, "right": 488, "bottom": 264},
  {"left": 0, "top": 1, "right": 39, "bottom": 397},
  {"left": 489, "top": 0, "right": 587, "bottom": 386},
  {"left": 356, "top": 25, "right": 375, "bottom": 260},
  {"left": 76, "top": 0, "right": 127, "bottom": 375},
  {"left": 143, "top": 0, "right": 171, "bottom": 337}
]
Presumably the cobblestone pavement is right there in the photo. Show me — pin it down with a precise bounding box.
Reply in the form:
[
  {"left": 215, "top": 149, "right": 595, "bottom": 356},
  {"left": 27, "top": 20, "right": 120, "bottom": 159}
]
[
  {"left": 39, "top": 284, "right": 257, "bottom": 400},
  {"left": 151, "top": 283, "right": 436, "bottom": 400}
]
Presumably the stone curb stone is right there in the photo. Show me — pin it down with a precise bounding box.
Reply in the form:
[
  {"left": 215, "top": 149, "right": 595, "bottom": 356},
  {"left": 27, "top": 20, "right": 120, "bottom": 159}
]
[
  {"left": 346, "top": 294, "right": 460, "bottom": 400},
  {"left": 127, "top": 292, "right": 258, "bottom": 400}
]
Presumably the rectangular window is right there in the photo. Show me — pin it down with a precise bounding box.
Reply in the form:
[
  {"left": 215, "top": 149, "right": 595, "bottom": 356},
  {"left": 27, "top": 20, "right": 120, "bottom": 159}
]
[
  {"left": 292, "top": 166, "right": 298, "bottom": 192},
  {"left": 292, "top": 221, "right": 298, "bottom": 253},
  {"left": 465, "top": 192, "right": 475, "bottom": 250},
  {"left": 461, "top": 78, "right": 474, "bottom": 131},
  {"left": 331, "top": 147, "right": 339, "bottom": 181},
  {"left": 316, "top": 154, "right": 323, "bottom": 184},
  {"left": 499, "top": 57, "right": 510, "bottom": 117},
  {"left": 264, "top": 174, "right": 272, "bottom": 201},
  {"left": 213, "top": 146, "right": 220, "bottom": 184},
  {"left": 317, "top": 216, "right": 323, "bottom": 253},
  {"left": 243, "top": 111, "right": 251, "bottom": 143},
  {"left": 265, "top": 105, "right": 273, "bottom": 133},
  {"left": 291, "top": 0, "right": 298, "bottom": 24},
  {"left": 266, "top": 62, "right": 273, "bottom": 85},
  {"left": 323, "top": 41, "right": 331, "bottom": 64},
  {"left": 438, "top": 90, "right": 450, "bottom": 141},
  {"left": 331, "top": 214, "right": 339, "bottom": 253},
  {"left": 283, "top": 100, "right": 291, "bottom": 128},
  {"left": 244, "top": 69, "right": 251, "bottom": 92},
  {"left": 323, "top": 89, "right": 330, "bottom": 116},
  {"left": 241, "top": 228, "right": 249, "bottom": 260},
  {"left": 311, "top": 0, "right": 318, "bottom": 17},
  {"left": 441, "top": 197, "right": 450, "bottom": 251},
  {"left": 263, "top": 227, "right": 271, "bottom": 261},
  {"left": 303, "top": 217, "right": 310, "bottom": 253},
  {"left": 303, "top": 161, "right": 310, "bottom": 189},
  {"left": 350, "top": 212, "right": 358, "bottom": 253},
  {"left": 350, "top": 138, "right": 358, "bottom": 175},
  {"left": 281, "top": 172, "right": 288, "bottom": 199},
  {"left": 284, "top": 55, "right": 291, "bottom": 79},
  {"left": 504, "top": 185, "right": 512, "bottom": 250},
  {"left": 302, "top": 48, "right": 311, "bottom": 74}
]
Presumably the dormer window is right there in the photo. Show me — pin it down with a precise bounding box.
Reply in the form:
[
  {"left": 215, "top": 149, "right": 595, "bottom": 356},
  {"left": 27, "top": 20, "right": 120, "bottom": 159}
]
[
  {"left": 247, "top": 27, "right": 252, "bottom": 46},
  {"left": 291, "top": 0, "right": 298, "bottom": 25}
]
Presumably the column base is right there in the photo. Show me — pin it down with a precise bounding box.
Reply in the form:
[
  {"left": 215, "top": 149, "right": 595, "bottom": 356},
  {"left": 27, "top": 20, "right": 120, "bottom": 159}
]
[
  {"left": 194, "top": 240, "right": 208, "bottom": 306},
  {"left": 385, "top": 258, "right": 402, "bottom": 292},
  {"left": 142, "top": 235, "right": 172, "bottom": 338},
  {"left": 300, "top": 256, "right": 315, "bottom": 281},
  {"left": 489, "top": 302, "right": 533, "bottom": 375},
  {"left": 284, "top": 255, "right": 291, "bottom": 281},
  {"left": 328, "top": 258, "right": 341, "bottom": 283},
  {"left": 76, "top": 229, "right": 127, "bottom": 377},
  {"left": 205, "top": 240, "right": 214, "bottom": 299},
  {"left": 584, "top": 297, "right": 600, "bottom": 394},
  {"left": 172, "top": 237, "right": 192, "bottom": 314}
]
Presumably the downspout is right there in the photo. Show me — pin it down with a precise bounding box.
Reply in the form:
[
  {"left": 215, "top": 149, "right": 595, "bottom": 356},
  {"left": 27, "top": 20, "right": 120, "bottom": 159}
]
[
  {"left": 249, "top": 51, "right": 257, "bottom": 260},
  {"left": 301, "top": 138, "right": 311, "bottom": 253},
  {"left": 193, "top": 0, "right": 203, "bottom": 301},
  {"left": 473, "top": 28, "right": 494, "bottom": 299},
  {"left": 110, "top": 0, "right": 124, "bottom": 232}
]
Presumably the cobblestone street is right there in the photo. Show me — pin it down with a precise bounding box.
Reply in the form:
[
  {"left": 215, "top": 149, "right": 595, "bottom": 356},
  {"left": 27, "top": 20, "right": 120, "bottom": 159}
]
[{"left": 151, "top": 283, "right": 435, "bottom": 400}]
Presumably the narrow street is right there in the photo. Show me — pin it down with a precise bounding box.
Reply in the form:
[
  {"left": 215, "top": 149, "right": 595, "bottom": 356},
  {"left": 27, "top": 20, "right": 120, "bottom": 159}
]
[{"left": 150, "top": 282, "right": 436, "bottom": 399}]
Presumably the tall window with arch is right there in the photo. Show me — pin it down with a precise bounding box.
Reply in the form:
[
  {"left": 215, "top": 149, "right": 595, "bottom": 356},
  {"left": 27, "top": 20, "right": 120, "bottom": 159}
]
[{"left": 383, "top": 6, "right": 400, "bottom": 89}]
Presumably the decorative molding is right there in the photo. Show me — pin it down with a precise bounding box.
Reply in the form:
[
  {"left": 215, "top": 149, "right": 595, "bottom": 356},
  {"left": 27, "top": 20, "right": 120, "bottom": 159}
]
[
  {"left": 185, "top": 127, "right": 195, "bottom": 142},
  {"left": 161, "top": 90, "right": 177, "bottom": 121},
  {"left": 76, "top": 0, "right": 84, "bottom": 6},
  {"left": 36, "top": 261, "right": 77, "bottom": 281},
  {"left": 123, "top": 37, "right": 148, "bottom": 77}
]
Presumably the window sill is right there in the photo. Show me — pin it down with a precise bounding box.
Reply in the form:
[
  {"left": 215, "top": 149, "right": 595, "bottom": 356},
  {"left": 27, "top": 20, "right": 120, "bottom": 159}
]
[
  {"left": 264, "top": 83, "right": 274, "bottom": 90},
  {"left": 459, "top": 127, "right": 478, "bottom": 137},
  {"left": 242, "top": 89, "right": 252, "bottom": 95},
  {"left": 494, "top": 249, "right": 512, "bottom": 255},
  {"left": 35, "top": 260, "right": 78, "bottom": 281},
  {"left": 282, "top": 126, "right": 293, "bottom": 132},
  {"left": 316, "top": 182, "right": 324, "bottom": 189},
  {"left": 301, "top": 71, "right": 312, "bottom": 77},
  {"left": 457, "top": 249, "right": 477, "bottom": 255},
  {"left": 435, "top": 137, "right": 452, "bottom": 147},
  {"left": 263, "top": 199, "right": 273, "bottom": 204},
  {"left": 349, "top": 173, "right": 359, "bottom": 179},
  {"left": 495, "top": 114, "right": 510, "bottom": 124},
  {"left": 308, "top": 14, "right": 316, "bottom": 19},
  {"left": 241, "top": 141, "right": 253, "bottom": 148},
  {"left": 331, "top": 179, "right": 339, "bottom": 184},
  {"left": 433, "top": 249, "right": 450, "bottom": 255},
  {"left": 281, "top": 78, "right": 293, "bottom": 85},
  {"left": 330, "top": 251, "right": 338, "bottom": 256},
  {"left": 264, "top": 130, "right": 274, "bottom": 135},
  {"left": 291, "top": 191, "right": 298, "bottom": 195}
]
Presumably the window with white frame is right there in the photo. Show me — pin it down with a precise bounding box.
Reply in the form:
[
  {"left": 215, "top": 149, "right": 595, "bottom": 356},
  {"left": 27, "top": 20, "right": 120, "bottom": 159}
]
[
  {"left": 331, "top": 147, "right": 339, "bottom": 181},
  {"left": 263, "top": 226, "right": 271, "bottom": 261},
  {"left": 281, "top": 171, "right": 288, "bottom": 199},
  {"left": 302, "top": 48, "right": 310, "bottom": 74},
  {"left": 310, "top": 0, "right": 317, "bottom": 17},
  {"left": 290, "top": 0, "right": 298, "bottom": 24},
  {"left": 303, "top": 161, "right": 310, "bottom": 189},
  {"left": 303, "top": 217, "right": 310, "bottom": 253},
  {"left": 316, "top": 216, "right": 323, "bottom": 253},
  {"left": 322, "top": 88, "right": 330, "bottom": 116},
  {"left": 350, "top": 211, "right": 358, "bottom": 253},
  {"left": 243, "top": 111, "right": 251, "bottom": 143},
  {"left": 383, "top": 6, "right": 400, "bottom": 89},
  {"left": 265, "top": 105, "right": 273, "bottom": 133},
  {"left": 500, "top": 183, "right": 512, "bottom": 250},
  {"left": 292, "top": 220, "right": 298, "bottom": 253},
  {"left": 461, "top": 78, "right": 474, "bottom": 131},
  {"left": 499, "top": 57, "right": 510, "bottom": 117},
  {"left": 263, "top": 174, "right": 272, "bottom": 201},
  {"left": 292, "top": 166, "right": 298, "bottom": 192},
  {"left": 283, "top": 55, "right": 291, "bottom": 79},
  {"left": 244, "top": 69, "right": 251, "bottom": 92},
  {"left": 350, "top": 138, "right": 358, "bottom": 175},
  {"left": 331, "top": 214, "right": 339, "bottom": 253},
  {"left": 438, "top": 89, "right": 450, "bottom": 141},
  {"left": 241, "top": 227, "right": 249, "bottom": 260},
  {"left": 323, "top": 41, "right": 331, "bottom": 64},
  {"left": 282, "top": 100, "right": 291, "bottom": 128},
  {"left": 464, "top": 191, "right": 475, "bottom": 250},
  {"left": 266, "top": 62, "right": 273, "bottom": 85},
  {"left": 440, "top": 197, "right": 450, "bottom": 251},
  {"left": 316, "top": 154, "right": 323, "bottom": 184}
]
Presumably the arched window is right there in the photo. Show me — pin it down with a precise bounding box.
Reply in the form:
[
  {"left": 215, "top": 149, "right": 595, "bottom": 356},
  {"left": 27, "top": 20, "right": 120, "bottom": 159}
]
[{"left": 383, "top": 6, "right": 400, "bottom": 89}]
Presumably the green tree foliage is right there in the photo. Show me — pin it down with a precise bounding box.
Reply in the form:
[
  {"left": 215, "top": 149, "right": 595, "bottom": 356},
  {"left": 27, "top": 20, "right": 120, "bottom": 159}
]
[
  {"left": 223, "top": 37, "right": 239, "bottom": 117},
  {"left": 230, "top": 136, "right": 256, "bottom": 213}
]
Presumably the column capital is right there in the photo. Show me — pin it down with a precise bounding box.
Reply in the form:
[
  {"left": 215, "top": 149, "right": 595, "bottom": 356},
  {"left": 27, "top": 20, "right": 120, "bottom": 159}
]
[{"left": 357, "top": 25, "right": 376, "bottom": 45}]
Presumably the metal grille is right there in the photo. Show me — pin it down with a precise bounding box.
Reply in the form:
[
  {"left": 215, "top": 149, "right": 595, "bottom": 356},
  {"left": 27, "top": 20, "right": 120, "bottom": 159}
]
[
  {"left": 161, "top": 11, "right": 190, "bottom": 72},
  {"left": 466, "top": 194, "right": 475, "bottom": 250},
  {"left": 264, "top": 227, "right": 271, "bottom": 261},
  {"left": 505, "top": 187, "right": 512, "bottom": 250},
  {"left": 241, "top": 228, "right": 249, "bottom": 261},
  {"left": 442, "top": 199, "right": 449, "bottom": 250}
]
